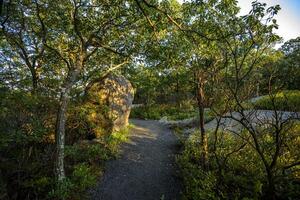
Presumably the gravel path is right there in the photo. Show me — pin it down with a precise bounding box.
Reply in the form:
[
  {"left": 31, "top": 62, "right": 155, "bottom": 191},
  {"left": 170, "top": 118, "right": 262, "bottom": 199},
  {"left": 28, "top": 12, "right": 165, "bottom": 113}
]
[
  {"left": 90, "top": 119, "right": 182, "bottom": 200},
  {"left": 204, "top": 110, "right": 299, "bottom": 132},
  {"left": 175, "top": 110, "right": 299, "bottom": 137}
]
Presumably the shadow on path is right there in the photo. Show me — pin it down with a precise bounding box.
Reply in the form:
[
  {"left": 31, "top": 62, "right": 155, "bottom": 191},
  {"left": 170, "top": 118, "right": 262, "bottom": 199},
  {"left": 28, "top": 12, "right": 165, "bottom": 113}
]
[{"left": 90, "top": 119, "right": 182, "bottom": 200}]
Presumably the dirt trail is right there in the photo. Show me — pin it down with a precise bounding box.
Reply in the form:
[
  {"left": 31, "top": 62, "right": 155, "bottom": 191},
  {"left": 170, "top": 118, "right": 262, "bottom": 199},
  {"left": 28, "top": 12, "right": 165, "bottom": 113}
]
[{"left": 90, "top": 119, "right": 182, "bottom": 200}]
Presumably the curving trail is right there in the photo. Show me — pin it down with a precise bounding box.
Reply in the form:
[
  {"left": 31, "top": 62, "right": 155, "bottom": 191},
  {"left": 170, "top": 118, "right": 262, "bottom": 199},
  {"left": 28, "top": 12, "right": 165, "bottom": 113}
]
[{"left": 90, "top": 119, "right": 182, "bottom": 200}]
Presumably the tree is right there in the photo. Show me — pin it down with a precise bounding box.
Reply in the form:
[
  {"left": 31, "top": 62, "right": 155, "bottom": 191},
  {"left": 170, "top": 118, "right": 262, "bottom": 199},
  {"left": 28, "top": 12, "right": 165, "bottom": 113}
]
[
  {"left": 280, "top": 36, "right": 300, "bottom": 55},
  {"left": 1, "top": 1, "right": 46, "bottom": 92},
  {"left": 136, "top": 0, "right": 242, "bottom": 169},
  {"left": 172, "top": 0, "right": 240, "bottom": 169},
  {"left": 211, "top": 2, "right": 288, "bottom": 198},
  {"left": 4, "top": 0, "right": 155, "bottom": 182},
  {"left": 277, "top": 37, "right": 300, "bottom": 89}
]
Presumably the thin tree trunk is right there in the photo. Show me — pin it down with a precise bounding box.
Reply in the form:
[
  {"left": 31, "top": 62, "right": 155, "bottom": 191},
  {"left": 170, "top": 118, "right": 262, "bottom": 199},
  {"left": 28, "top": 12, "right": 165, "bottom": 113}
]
[
  {"left": 55, "top": 90, "right": 68, "bottom": 181},
  {"left": 31, "top": 70, "right": 38, "bottom": 93},
  {"left": 176, "top": 72, "right": 180, "bottom": 107},
  {"left": 265, "top": 168, "right": 276, "bottom": 200},
  {"left": 55, "top": 68, "right": 80, "bottom": 181},
  {"left": 196, "top": 70, "right": 208, "bottom": 169}
]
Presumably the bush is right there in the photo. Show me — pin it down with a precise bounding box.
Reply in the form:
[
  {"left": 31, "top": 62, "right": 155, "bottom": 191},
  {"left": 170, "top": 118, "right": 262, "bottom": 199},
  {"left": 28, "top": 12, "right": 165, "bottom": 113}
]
[
  {"left": 65, "top": 143, "right": 111, "bottom": 165},
  {"left": 176, "top": 136, "right": 219, "bottom": 200},
  {"left": 48, "top": 178, "right": 75, "bottom": 200},
  {"left": 66, "top": 102, "right": 112, "bottom": 144},
  {"left": 254, "top": 90, "right": 300, "bottom": 112},
  {"left": 72, "top": 163, "right": 97, "bottom": 192},
  {"left": 177, "top": 123, "right": 300, "bottom": 200},
  {"left": 0, "top": 91, "right": 57, "bottom": 199},
  {"left": 0, "top": 90, "right": 130, "bottom": 199},
  {"left": 105, "top": 127, "right": 130, "bottom": 156},
  {"left": 130, "top": 103, "right": 197, "bottom": 120}
]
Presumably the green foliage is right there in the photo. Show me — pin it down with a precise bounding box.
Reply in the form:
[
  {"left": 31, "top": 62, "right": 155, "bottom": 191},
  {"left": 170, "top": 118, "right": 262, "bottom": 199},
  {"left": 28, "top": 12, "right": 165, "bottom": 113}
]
[
  {"left": 0, "top": 90, "right": 130, "bottom": 199},
  {"left": 48, "top": 179, "right": 75, "bottom": 200},
  {"left": 0, "top": 0, "right": 297, "bottom": 199},
  {"left": 127, "top": 64, "right": 193, "bottom": 106},
  {"left": 66, "top": 101, "right": 112, "bottom": 143},
  {"left": 254, "top": 90, "right": 300, "bottom": 111},
  {"left": 177, "top": 136, "right": 219, "bottom": 200},
  {"left": 0, "top": 91, "right": 56, "bottom": 143},
  {"left": 65, "top": 143, "right": 110, "bottom": 165},
  {"left": 177, "top": 124, "right": 300, "bottom": 200},
  {"left": 72, "top": 163, "right": 97, "bottom": 192},
  {"left": 55, "top": 130, "right": 130, "bottom": 200},
  {"left": 258, "top": 38, "right": 300, "bottom": 92},
  {"left": 105, "top": 127, "right": 130, "bottom": 156},
  {"left": 277, "top": 37, "right": 300, "bottom": 90},
  {"left": 0, "top": 91, "right": 56, "bottom": 199},
  {"left": 130, "top": 103, "right": 197, "bottom": 120},
  {"left": 65, "top": 127, "right": 130, "bottom": 165},
  {"left": 49, "top": 164, "right": 98, "bottom": 200}
]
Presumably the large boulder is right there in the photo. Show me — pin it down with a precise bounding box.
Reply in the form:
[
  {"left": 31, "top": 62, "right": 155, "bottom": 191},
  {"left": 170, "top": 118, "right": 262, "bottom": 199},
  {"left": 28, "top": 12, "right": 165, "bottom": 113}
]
[{"left": 87, "top": 74, "right": 134, "bottom": 133}]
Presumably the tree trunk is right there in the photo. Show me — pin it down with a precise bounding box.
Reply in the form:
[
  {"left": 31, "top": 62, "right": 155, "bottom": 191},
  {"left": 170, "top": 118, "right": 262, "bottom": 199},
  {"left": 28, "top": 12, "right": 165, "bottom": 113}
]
[
  {"left": 55, "top": 90, "right": 68, "bottom": 181},
  {"left": 265, "top": 168, "right": 276, "bottom": 200},
  {"left": 31, "top": 70, "right": 38, "bottom": 93},
  {"left": 55, "top": 68, "right": 80, "bottom": 181},
  {"left": 196, "top": 70, "right": 209, "bottom": 169},
  {"left": 25, "top": 61, "right": 38, "bottom": 93},
  {"left": 176, "top": 72, "right": 180, "bottom": 107}
]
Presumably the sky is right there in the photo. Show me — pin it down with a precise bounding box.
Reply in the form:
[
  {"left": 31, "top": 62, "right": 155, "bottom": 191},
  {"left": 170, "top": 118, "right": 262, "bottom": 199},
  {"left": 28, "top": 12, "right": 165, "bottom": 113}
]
[
  {"left": 238, "top": 0, "right": 300, "bottom": 44},
  {"left": 178, "top": 0, "right": 300, "bottom": 45}
]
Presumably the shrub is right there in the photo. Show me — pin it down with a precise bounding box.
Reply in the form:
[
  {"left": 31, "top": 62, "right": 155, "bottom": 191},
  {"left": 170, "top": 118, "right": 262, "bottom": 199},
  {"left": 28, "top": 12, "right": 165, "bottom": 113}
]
[
  {"left": 105, "top": 127, "right": 130, "bottom": 156},
  {"left": 65, "top": 143, "right": 111, "bottom": 165},
  {"left": 48, "top": 178, "right": 75, "bottom": 200},
  {"left": 66, "top": 102, "right": 112, "bottom": 144},
  {"left": 177, "top": 136, "right": 219, "bottom": 200},
  {"left": 0, "top": 91, "right": 57, "bottom": 199},
  {"left": 254, "top": 90, "right": 300, "bottom": 112},
  {"left": 130, "top": 104, "right": 198, "bottom": 120},
  {"left": 0, "top": 90, "right": 130, "bottom": 199},
  {"left": 177, "top": 124, "right": 300, "bottom": 200},
  {"left": 71, "top": 163, "right": 97, "bottom": 192}
]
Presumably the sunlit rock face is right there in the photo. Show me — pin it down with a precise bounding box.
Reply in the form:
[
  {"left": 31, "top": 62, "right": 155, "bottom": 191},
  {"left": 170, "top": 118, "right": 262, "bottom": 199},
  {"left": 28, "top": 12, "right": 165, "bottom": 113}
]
[{"left": 87, "top": 74, "right": 134, "bottom": 134}]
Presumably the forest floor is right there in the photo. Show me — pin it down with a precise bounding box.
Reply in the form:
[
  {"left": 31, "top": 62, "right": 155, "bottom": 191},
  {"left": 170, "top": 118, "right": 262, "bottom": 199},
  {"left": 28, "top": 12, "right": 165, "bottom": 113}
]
[{"left": 90, "top": 119, "right": 182, "bottom": 200}]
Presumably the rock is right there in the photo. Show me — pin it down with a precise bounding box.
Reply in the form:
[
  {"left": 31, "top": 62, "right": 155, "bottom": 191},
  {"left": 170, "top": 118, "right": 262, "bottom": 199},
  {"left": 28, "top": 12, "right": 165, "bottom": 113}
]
[{"left": 87, "top": 74, "right": 134, "bottom": 133}]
